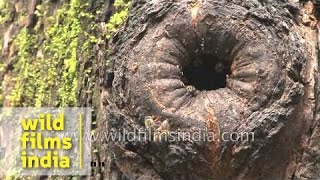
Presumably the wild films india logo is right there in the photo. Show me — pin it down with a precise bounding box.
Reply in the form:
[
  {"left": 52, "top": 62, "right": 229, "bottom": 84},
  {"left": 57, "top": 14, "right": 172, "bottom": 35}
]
[{"left": 0, "top": 108, "right": 91, "bottom": 176}]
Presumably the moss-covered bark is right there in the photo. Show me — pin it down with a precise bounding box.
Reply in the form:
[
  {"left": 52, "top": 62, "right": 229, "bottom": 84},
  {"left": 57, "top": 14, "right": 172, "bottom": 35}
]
[
  {"left": 0, "top": 0, "right": 129, "bottom": 179},
  {"left": 0, "top": 0, "right": 129, "bottom": 107}
]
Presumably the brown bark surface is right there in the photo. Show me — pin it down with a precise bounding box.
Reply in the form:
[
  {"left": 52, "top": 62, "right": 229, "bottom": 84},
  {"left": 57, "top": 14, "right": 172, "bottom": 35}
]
[{"left": 99, "top": 0, "right": 320, "bottom": 179}]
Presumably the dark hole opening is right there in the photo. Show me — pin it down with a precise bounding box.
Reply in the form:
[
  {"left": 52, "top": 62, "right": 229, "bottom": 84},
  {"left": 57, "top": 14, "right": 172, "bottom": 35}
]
[{"left": 182, "top": 55, "right": 231, "bottom": 90}]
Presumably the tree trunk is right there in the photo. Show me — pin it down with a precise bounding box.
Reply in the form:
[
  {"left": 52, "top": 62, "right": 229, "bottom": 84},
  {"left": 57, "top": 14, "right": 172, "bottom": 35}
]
[{"left": 99, "top": 0, "right": 320, "bottom": 179}]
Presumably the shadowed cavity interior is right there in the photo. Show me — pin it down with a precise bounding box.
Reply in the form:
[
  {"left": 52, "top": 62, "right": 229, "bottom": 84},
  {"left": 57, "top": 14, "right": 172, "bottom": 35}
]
[{"left": 182, "top": 54, "right": 231, "bottom": 90}]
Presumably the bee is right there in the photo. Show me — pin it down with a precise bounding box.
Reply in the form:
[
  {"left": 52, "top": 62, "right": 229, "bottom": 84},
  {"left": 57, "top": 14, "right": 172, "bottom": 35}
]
[
  {"left": 156, "top": 120, "right": 170, "bottom": 132},
  {"left": 144, "top": 116, "right": 155, "bottom": 130},
  {"left": 186, "top": 85, "right": 198, "bottom": 96},
  {"left": 154, "top": 120, "right": 170, "bottom": 141}
]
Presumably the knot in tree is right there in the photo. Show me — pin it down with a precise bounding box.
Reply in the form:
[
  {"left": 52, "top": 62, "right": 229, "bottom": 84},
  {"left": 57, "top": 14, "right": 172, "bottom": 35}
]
[{"left": 102, "top": 0, "right": 319, "bottom": 179}]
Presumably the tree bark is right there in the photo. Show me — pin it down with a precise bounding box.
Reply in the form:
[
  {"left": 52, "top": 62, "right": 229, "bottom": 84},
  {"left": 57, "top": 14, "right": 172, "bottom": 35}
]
[{"left": 99, "top": 0, "right": 320, "bottom": 179}]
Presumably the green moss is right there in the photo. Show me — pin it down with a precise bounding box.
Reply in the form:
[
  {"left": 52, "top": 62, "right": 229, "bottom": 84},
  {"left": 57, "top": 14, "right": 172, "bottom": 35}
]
[
  {"left": 7, "top": 28, "right": 38, "bottom": 106},
  {"left": 0, "top": 0, "right": 11, "bottom": 24},
  {"left": 5, "top": 0, "right": 131, "bottom": 107},
  {"left": 0, "top": 37, "right": 3, "bottom": 54},
  {"left": 105, "top": 0, "right": 131, "bottom": 38},
  {"left": 7, "top": 0, "right": 89, "bottom": 107},
  {"left": 41, "top": 0, "right": 84, "bottom": 106}
]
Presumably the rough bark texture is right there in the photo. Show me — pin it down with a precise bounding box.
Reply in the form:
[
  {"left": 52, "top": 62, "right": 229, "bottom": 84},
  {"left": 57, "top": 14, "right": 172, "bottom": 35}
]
[
  {"left": 0, "top": 0, "right": 319, "bottom": 179},
  {"left": 0, "top": 0, "right": 115, "bottom": 179},
  {"left": 100, "top": 0, "right": 320, "bottom": 179}
]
